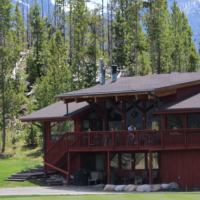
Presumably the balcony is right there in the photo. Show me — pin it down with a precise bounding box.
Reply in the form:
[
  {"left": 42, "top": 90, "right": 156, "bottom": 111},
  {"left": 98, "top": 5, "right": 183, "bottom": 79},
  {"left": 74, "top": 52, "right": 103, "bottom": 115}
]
[{"left": 54, "top": 129, "right": 200, "bottom": 152}]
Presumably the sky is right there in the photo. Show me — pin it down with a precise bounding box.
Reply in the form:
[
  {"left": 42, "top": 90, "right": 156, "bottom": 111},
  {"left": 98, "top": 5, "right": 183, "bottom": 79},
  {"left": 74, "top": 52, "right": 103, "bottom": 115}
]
[{"left": 51, "top": 0, "right": 108, "bottom": 13}]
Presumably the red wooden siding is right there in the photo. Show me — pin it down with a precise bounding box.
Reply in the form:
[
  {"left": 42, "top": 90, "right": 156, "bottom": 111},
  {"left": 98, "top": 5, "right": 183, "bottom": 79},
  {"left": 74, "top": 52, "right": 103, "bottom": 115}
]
[
  {"left": 162, "top": 149, "right": 200, "bottom": 188},
  {"left": 163, "top": 84, "right": 200, "bottom": 104}
]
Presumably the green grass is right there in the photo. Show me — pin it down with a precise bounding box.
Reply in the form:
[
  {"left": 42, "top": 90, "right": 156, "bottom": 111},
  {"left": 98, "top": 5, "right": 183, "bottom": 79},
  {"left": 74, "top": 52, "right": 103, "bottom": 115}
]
[
  {"left": 1, "top": 194, "right": 200, "bottom": 200},
  {"left": 0, "top": 140, "right": 45, "bottom": 188}
]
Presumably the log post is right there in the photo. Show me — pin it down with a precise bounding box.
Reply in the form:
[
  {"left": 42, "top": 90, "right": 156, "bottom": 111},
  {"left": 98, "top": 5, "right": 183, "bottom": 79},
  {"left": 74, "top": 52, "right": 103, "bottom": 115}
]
[
  {"left": 107, "top": 151, "right": 110, "bottom": 184},
  {"left": 149, "top": 150, "right": 152, "bottom": 185},
  {"left": 67, "top": 151, "right": 70, "bottom": 185}
]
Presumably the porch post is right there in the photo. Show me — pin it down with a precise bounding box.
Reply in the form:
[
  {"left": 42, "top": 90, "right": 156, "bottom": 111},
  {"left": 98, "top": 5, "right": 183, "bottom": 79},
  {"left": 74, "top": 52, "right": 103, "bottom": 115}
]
[
  {"left": 107, "top": 151, "right": 110, "bottom": 184},
  {"left": 122, "top": 100, "right": 126, "bottom": 130},
  {"left": 142, "top": 99, "right": 146, "bottom": 129},
  {"left": 149, "top": 150, "right": 152, "bottom": 185},
  {"left": 67, "top": 151, "right": 70, "bottom": 185}
]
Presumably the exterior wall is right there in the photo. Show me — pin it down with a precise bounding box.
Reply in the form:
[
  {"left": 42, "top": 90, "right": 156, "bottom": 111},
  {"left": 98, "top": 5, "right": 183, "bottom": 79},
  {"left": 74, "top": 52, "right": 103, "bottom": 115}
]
[
  {"left": 44, "top": 121, "right": 55, "bottom": 152},
  {"left": 163, "top": 84, "right": 200, "bottom": 104},
  {"left": 162, "top": 149, "right": 200, "bottom": 188}
]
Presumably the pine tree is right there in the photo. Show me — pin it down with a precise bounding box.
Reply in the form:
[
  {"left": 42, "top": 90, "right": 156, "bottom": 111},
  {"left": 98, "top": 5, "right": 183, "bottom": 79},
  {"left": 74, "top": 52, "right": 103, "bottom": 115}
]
[
  {"left": 34, "top": 30, "right": 71, "bottom": 109},
  {"left": 113, "top": 1, "right": 126, "bottom": 70},
  {"left": 26, "top": 0, "right": 45, "bottom": 84},
  {"left": 0, "top": 0, "right": 26, "bottom": 152},
  {"left": 24, "top": 97, "right": 41, "bottom": 145}
]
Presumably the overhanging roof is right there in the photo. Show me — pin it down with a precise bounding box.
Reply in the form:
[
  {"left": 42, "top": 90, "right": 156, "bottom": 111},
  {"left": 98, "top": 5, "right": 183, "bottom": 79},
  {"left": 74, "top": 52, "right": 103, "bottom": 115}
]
[
  {"left": 20, "top": 101, "right": 91, "bottom": 122},
  {"left": 56, "top": 72, "right": 200, "bottom": 99},
  {"left": 152, "top": 92, "right": 200, "bottom": 113}
]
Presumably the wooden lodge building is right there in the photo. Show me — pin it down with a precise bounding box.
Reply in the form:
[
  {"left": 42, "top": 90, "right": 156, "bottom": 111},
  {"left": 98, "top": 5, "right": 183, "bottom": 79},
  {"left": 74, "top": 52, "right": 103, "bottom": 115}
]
[{"left": 20, "top": 71, "right": 200, "bottom": 188}]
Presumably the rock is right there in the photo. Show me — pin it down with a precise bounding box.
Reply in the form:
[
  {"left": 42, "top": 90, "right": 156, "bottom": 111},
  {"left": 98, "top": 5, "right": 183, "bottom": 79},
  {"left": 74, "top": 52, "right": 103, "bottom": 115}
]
[
  {"left": 169, "top": 182, "right": 179, "bottom": 189},
  {"left": 114, "top": 185, "right": 126, "bottom": 192},
  {"left": 103, "top": 184, "right": 116, "bottom": 191},
  {"left": 151, "top": 184, "right": 162, "bottom": 192},
  {"left": 137, "top": 185, "right": 152, "bottom": 192},
  {"left": 95, "top": 184, "right": 105, "bottom": 191},
  {"left": 161, "top": 184, "right": 170, "bottom": 189},
  {"left": 124, "top": 184, "right": 137, "bottom": 192}
]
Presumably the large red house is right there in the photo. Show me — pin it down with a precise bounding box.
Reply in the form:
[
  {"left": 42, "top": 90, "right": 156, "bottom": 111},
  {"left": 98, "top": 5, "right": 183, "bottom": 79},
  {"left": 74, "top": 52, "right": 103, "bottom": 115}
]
[{"left": 21, "top": 72, "right": 200, "bottom": 188}]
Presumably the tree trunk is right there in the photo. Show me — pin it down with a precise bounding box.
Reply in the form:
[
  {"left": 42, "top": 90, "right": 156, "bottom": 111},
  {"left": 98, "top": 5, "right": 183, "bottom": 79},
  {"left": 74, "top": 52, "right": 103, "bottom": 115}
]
[{"left": 150, "top": 0, "right": 154, "bottom": 74}]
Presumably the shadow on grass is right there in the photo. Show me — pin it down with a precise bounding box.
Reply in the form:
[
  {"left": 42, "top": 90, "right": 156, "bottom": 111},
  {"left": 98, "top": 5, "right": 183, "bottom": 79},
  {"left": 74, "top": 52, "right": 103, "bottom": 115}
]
[
  {"left": 0, "top": 153, "right": 14, "bottom": 160},
  {"left": 26, "top": 149, "right": 43, "bottom": 158},
  {"left": 21, "top": 144, "right": 38, "bottom": 151},
  {"left": 26, "top": 179, "right": 46, "bottom": 186}
]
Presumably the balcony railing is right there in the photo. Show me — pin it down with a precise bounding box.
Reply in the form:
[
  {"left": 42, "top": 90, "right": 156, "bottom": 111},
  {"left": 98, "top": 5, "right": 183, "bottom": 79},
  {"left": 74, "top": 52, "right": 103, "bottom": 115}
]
[{"left": 58, "top": 128, "right": 200, "bottom": 151}]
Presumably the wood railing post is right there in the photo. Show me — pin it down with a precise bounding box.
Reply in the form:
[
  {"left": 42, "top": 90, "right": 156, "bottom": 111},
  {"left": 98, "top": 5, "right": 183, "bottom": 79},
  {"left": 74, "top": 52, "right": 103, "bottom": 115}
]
[
  {"left": 161, "top": 130, "right": 164, "bottom": 149},
  {"left": 66, "top": 132, "right": 68, "bottom": 150},
  {"left": 112, "top": 132, "right": 114, "bottom": 150},
  {"left": 185, "top": 129, "right": 187, "bottom": 148},
  {"left": 88, "top": 132, "right": 90, "bottom": 150},
  {"left": 137, "top": 131, "right": 139, "bottom": 149}
]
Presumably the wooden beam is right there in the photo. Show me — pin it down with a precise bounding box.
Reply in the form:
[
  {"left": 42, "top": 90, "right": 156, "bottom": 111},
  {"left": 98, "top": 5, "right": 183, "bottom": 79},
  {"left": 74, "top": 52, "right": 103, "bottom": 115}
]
[
  {"left": 115, "top": 95, "right": 135, "bottom": 101},
  {"left": 86, "top": 100, "right": 101, "bottom": 112},
  {"left": 64, "top": 99, "right": 75, "bottom": 104},
  {"left": 75, "top": 98, "right": 93, "bottom": 103},
  {"left": 147, "top": 99, "right": 158, "bottom": 107},
  {"left": 62, "top": 92, "right": 148, "bottom": 100},
  {"left": 135, "top": 94, "right": 148, "bottom": 100},
  {"left": 106, "top": 100, "right": 123, "bottom": 113},
  {"left": 94, "top": 97, "right": 113, "bottom": 102},
  {"left": 126, "top": 98, "right": 144, "bottom": 113},
  {"left": 148, "top": 90, "right": 176, "bottom": 99}
]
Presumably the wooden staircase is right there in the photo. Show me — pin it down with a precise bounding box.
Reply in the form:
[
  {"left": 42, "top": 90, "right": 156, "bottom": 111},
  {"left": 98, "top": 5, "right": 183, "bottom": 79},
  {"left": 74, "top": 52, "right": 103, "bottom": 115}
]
[{"left": 43, "top": 133, "right": 75, "bottom": 175}]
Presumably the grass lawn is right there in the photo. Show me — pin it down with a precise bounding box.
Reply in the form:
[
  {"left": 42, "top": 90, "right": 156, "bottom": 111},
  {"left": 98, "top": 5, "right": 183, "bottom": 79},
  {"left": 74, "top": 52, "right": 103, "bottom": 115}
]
[
  {"left": 0, "top": 140, "right": 45, "bottom": 188},
  {"left": 1, "top": 194, "right": 200, "bottom": 200}
]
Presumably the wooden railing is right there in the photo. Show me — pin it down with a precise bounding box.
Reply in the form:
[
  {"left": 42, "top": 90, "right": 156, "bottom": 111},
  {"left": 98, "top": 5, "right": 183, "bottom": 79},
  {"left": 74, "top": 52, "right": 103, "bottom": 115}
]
[
  {"left": 45, "top": 133, "right": 67, "bottom": 166},
  {"left": 45, "top": 129, "right": 200, "bottom": 156}
]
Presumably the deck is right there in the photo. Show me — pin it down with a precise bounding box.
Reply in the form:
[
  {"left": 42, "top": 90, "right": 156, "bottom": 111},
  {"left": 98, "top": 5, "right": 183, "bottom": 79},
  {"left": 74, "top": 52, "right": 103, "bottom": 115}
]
[
  {"left": 46, "top": 129, "right": 200, "bottom": 155},
  {"left": 43, "top": 128, "right": 200, "bottom": 184}
]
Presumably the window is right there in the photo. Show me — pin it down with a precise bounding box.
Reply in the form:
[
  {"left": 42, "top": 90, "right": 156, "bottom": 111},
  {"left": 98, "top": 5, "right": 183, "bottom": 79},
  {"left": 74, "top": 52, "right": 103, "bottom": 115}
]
[
  {"left": 126, "top": 102, "right": 142, "bottom": 130},
  {"left": 121, "top": 153, "right": 132, "bottom": 170},
  {"left": 110, "top": 154, "right": 118, "bottom": 170},
  {"left": 166, "top": 115, "right": 183, "bottom": 129},
  {"left": 83, "top": 120, "right": 90, "bottom": 131},
  {"left": 107, "top": 102, "right": 122, "bottom": 131},
  {"left": 50, "top": 120, "right": 74, "bottom": 141},
  {"left": 188, "top": 114, "right": 200, "bottom": 128},
  {"left": 146, "top": 100, "right": 162, "bottom": 130},
  {"left": 147, "top": 152, "right": 159, "bottom": 169},
  {"left": 96, "top": 154, "right": 105, "bottom": 170},
  {"left": 135, "top": 153, "right": 145, "bottom": 169}
]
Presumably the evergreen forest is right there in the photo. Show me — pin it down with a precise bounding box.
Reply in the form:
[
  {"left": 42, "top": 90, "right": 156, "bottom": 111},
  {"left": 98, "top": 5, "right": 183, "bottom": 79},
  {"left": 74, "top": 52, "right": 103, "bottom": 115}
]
[{"left": 0, "top": 0, "right": 199, "bottom": 153}]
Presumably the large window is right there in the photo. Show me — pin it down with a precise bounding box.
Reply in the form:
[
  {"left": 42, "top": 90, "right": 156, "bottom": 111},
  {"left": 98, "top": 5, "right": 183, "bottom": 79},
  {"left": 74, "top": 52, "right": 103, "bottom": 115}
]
[
  {"left": 107, "top": 102, "right": 122, "bottom": 131},
  {"left": 126, "top": 101, "right": 142, "bottom": 130},
  {"left": 146, "top": 101, "right": 162, "bottom": 130},
  {"left": 96, "top": 154, "right": 105, "bottom": 170},
  {"left": 121, "top": 153, "right": 132, "bottom": 170},
  {"left": 135, "top": 153, "right": 145, "bottom": 169},
  {"left": 147, "top": 152, "right": 159, "bottom": 169},
  {"left": 110, "top": 154, "right": 118, "bottom": 170},
  {"left": 50, "top": 120, "right": 74, "bottom": 141},
  {"left": 166, "top": 115, "right": 183, "bottom": 129},
  {"left": 188, "top": 114, "right": 200, "bottom": 128}
]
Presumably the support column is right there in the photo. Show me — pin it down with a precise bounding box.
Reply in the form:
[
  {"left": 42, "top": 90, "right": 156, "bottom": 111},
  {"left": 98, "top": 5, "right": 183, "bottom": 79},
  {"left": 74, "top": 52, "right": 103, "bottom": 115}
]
[
  {"left": 67, "top": 151, "right": 70, "bottom": 185},
  {"left": 122, "top": 100, "right": 126, "bottom": 130},
  {"left": 107, "top": 151, "right": 110, "bottom": 184},
  {"left": 142, "top": 99, "right": 146, "bottom": 129},
  {"left": 149, "top": 151, "right": 152, "bottom": 185}
]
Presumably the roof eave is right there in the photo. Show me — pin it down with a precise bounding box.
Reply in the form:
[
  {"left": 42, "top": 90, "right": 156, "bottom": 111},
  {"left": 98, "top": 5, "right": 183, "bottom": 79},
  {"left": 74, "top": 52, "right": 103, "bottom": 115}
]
[{"left": 55, "top": 89, "right": 155, "bottom": 99}]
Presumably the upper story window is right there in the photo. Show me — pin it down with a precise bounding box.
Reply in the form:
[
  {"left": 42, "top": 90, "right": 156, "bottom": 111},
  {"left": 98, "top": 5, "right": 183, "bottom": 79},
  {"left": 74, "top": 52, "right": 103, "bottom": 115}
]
[
  {"left": 166, "top": 115, "right": 183, "bottom": 129},
  {"left": 187, "top": 114, "right": 200, "bottom": 128},
  {"left": 50, "top": 120, "right": 74, "bottom": 141}
]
